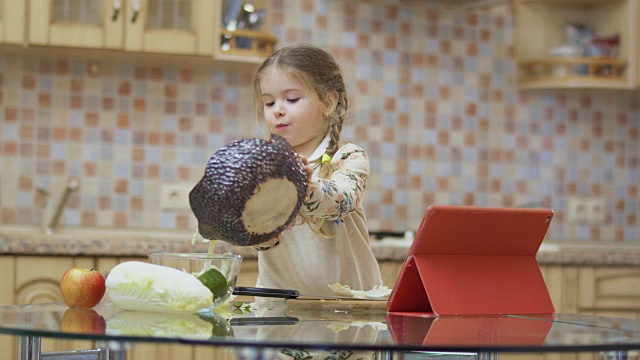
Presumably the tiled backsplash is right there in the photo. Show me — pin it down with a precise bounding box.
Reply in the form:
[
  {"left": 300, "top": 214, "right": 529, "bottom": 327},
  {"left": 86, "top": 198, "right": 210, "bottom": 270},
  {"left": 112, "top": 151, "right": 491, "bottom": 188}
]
[{"left": 0, "top": 1, "right": 638, "bottom": 242}]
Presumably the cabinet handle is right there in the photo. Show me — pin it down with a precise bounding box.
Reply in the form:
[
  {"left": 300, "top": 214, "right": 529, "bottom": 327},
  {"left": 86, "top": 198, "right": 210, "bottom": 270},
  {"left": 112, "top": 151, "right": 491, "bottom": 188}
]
[
  {"left": 112, "top": 0, "right": 121, "bottom": 21},
  {"left": 131, "top": 0, "right": 141, "bottom": 24}
]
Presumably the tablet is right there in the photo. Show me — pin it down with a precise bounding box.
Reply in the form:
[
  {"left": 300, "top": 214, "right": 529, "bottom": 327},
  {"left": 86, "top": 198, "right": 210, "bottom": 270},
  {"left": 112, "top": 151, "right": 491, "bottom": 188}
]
[{"left": 386, "top": 205, "right": 555, "bottom": 317}]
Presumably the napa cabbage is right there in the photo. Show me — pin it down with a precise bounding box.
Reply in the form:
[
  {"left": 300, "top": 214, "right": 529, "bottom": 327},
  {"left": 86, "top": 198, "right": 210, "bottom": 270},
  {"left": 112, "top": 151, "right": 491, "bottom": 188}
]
[{"left": 106, "top": 261, "right": 213, "bottom": 314}]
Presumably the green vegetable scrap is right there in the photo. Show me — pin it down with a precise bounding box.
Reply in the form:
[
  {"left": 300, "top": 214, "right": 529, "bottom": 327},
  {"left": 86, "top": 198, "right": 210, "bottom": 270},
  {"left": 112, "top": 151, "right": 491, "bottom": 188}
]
[
  {"left": 231, "top": 301, "right": 252, "bottom": 313},
  {"left": 197, "top": 268, "right": 228, "bottom": 299}
]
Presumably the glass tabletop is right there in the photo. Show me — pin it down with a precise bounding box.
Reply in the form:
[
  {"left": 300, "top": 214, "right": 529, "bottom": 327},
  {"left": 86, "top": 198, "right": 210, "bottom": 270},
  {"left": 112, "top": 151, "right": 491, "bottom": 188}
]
[{"left": 3, "top": 301, "right": 640, "bottom": 353}]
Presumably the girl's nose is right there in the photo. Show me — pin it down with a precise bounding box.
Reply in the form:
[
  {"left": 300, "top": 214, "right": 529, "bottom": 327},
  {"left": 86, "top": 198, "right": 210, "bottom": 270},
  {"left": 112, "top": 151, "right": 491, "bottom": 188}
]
[{"left": 273, "top": 105, "right": 285, "bottom": 118}]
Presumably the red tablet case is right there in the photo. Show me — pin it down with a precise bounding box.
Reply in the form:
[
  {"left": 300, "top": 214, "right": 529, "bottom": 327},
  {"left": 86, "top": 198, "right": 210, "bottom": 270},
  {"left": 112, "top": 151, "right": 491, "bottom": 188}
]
[{"left": 386, "top": 205, "right": 555, "bottom": 317}]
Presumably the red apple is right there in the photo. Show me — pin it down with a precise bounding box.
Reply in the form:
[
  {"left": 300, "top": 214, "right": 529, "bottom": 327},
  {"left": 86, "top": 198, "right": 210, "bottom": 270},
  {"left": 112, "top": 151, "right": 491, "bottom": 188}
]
[
  {"left": 59, "top": 267, "right": 106, "bottom": 308},
  {"left": 60, "top": 307, "right": 106, "bottom": 334}
]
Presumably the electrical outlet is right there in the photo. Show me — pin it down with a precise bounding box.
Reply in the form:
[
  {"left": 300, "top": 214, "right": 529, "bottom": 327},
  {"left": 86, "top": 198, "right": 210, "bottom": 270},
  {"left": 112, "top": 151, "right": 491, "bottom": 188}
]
[
  {"left": 160, "top": 183, "right": 193, "bottom": 210},
  {"left": 567, "top": 197, "right": 605, "bottom": 224},
  {"left": 586, "top": 198, "right": 605, "bottom": 224},
  {"left": 567, "top": 197, "right": 589, "bottom": 223}
]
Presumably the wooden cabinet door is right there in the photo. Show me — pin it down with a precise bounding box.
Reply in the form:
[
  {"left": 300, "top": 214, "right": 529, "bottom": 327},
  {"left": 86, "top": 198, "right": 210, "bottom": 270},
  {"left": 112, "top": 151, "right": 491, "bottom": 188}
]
[
  {"left": 29, "top": 0, "right": 124, "bottom": 49},
  {"left": 124, "top": 0, "right": 214, "bottom": 55},
  {"left": 0, "top": 0, "right": 25, "bottom": 44},
  {"left": 578, "top": 267, "right": 640, "bottom": 311},
  {"left": 0, "top": 257, "right": 16, "bottom": 360}
]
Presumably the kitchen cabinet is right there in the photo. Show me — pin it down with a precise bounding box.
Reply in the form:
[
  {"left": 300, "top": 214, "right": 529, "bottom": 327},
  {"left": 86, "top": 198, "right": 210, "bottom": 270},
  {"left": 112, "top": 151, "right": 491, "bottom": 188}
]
[
  {"left": 29, "top": 0, "right": 214, "bottom": 55},
  {"left": 576, "top": 266, "right": 640, "bottom": 319},
  {"left": 25, "top": 0, "right": 276, "bottom": 61},
  {"left": 515, "top": 0, "right": 639, "bottom": 89},
  {"left": 538, "top": 265, "right": 640, "bottom": 319},
  {"left": 541, "top": 265, "right": 579, "bottom": 314},
  {"left": 0, "top": 0, "right": 25, "bottom": 44},
  {"left": 29, "top": 0, "right": 124, "bottom": 50},
  {"left": 123, "top": 0, "right": 215, "bottom": 55}
]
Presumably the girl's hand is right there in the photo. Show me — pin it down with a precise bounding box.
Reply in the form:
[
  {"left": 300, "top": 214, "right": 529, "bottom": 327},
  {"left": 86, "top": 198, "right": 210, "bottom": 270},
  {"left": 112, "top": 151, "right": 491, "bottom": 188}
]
[
  {"left": 253, "top": 234, "right": 282, "bottom": 252},
  {"left": 298, "top": 154, "right": 316, "bottom": 200}
]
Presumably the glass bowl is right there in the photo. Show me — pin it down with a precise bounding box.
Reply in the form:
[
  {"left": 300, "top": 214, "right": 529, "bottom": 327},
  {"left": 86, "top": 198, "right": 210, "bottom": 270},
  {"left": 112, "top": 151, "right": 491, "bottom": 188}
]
[{"left": 148, "top": 252, "right": 243, "bottom": 310}]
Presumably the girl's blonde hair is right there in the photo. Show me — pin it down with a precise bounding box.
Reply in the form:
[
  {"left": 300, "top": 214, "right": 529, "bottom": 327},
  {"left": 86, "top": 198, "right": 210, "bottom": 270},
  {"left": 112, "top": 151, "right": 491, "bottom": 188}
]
[
  {"left": 253, "top": 44, "right": 349, "bottom": 178},
  {"left": 253, "top": 44, "right": 350, "bottom": 237}
]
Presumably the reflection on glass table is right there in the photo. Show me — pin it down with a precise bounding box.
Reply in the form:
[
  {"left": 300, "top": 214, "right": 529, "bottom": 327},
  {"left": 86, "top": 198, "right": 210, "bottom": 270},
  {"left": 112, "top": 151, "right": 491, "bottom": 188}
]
[{"left": 3, "top": 301, "right": 640, "bottom": 359}]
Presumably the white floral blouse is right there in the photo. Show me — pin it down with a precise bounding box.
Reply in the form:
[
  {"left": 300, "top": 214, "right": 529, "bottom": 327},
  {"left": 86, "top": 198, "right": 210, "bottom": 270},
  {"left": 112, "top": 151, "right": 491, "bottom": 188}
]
[
  {"left": 256, "top": 135, "right": 383, "bottom": 297},
  {"left": 303, "top": 145, "right": 368, "bottom": 221}
]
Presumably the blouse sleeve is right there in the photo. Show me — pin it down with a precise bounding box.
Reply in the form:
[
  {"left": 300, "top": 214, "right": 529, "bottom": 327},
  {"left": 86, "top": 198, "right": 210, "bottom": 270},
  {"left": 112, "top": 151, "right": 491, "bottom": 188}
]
[{"left": 301, "top": 144, "right": 369, "bottom": 221}]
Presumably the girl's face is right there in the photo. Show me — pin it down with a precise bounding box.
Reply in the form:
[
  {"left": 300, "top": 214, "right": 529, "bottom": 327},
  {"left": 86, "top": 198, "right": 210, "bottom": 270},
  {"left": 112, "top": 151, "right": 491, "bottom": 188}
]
[{"left": 260, "top": 68, "right": 326, "bottom": 158}]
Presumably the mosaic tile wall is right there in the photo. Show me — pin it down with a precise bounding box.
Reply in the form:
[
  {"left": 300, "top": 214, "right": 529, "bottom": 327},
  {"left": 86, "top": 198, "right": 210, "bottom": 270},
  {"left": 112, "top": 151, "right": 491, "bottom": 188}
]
[{"left": 0, "top": 0, "right": 638, "bottom": 242}]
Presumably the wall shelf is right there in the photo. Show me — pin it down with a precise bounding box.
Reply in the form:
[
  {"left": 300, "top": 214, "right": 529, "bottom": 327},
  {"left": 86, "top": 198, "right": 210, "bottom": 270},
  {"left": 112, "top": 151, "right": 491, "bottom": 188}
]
[
  {"left": 518, "top": 56, "right": 631, "bottom": 89},
  {"left": 515, "top": 0, "right": 639, "bottom": 89}
]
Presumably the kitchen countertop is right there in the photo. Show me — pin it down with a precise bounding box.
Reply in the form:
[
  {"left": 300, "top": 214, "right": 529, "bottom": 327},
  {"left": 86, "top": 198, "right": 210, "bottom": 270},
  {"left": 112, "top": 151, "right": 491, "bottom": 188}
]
[{"left": 1, "top": 225, "right": 640, "bottom": 266}]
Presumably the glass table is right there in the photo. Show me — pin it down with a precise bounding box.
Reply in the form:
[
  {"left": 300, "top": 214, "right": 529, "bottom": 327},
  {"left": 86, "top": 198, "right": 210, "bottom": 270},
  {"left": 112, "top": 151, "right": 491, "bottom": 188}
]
[{"left": 2, "top": 300, "right": 640, "bottom": 360}]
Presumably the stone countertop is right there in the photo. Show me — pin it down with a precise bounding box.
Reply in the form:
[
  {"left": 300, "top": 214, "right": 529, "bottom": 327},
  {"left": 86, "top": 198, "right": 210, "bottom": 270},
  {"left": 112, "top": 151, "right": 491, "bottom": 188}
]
[{"left": 1, "top": 226, "right": 640, "bottom": 266}]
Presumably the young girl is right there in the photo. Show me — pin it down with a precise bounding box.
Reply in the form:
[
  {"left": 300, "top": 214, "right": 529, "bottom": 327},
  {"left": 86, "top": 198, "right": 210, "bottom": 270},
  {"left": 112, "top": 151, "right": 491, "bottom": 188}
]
[{"left": 252, "top": 44, "right": 383, "bottom": 297}]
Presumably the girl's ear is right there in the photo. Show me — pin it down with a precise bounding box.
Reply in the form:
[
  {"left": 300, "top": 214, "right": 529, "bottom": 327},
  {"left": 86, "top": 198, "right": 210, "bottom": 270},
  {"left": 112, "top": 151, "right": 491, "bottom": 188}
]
[{"left": 325, "top": 89, "right": 339, "bottom": 116}]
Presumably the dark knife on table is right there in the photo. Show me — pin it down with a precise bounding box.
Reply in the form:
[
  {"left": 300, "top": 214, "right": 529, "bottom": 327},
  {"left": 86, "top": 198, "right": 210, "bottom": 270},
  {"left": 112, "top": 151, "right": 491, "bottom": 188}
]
[{"left": 232, "top": 286, "right": 386, "bottom": 302}]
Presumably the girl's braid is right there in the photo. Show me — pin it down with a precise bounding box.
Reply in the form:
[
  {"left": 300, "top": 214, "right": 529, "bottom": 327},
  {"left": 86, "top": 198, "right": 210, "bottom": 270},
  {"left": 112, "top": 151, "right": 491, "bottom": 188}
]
[{"left": 325, "top": 92, "right": 348, "bottom": 158}]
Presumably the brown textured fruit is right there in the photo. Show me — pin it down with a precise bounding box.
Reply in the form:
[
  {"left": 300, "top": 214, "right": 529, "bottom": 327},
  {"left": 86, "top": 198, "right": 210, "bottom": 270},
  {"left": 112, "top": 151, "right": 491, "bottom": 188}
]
[{"left": 189, "top": 134, "right": 308, "bottom": 246}]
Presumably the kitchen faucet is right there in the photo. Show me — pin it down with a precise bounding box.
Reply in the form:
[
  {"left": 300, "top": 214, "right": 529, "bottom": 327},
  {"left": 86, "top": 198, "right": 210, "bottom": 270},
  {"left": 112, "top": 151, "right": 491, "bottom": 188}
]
[{"left": 41, "top": 178, "right": 80, "bottom": 235}]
